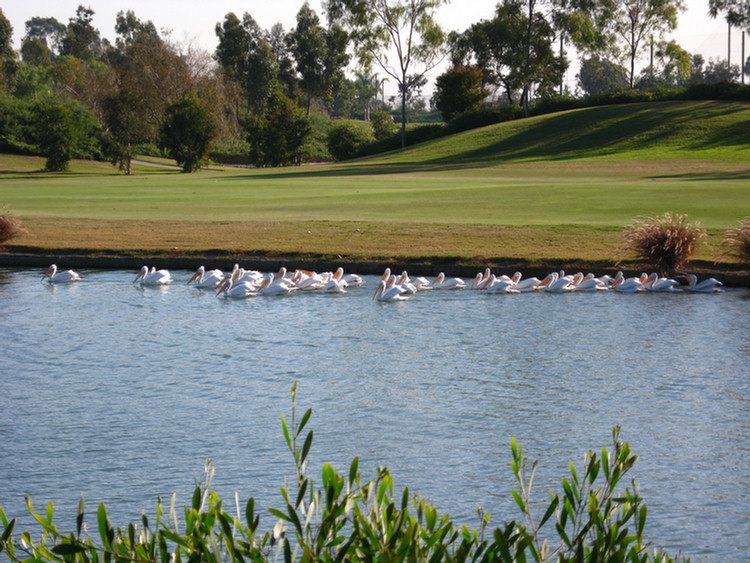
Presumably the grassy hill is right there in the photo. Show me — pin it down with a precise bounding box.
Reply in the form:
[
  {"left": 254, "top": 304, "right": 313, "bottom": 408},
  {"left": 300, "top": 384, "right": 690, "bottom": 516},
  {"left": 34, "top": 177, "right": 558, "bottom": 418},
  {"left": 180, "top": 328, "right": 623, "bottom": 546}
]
[
  {"left": 365, "top": 100, "right": 750, "bottom": 165},
  {"left": 1, "top": 100, "right": 749, "bottom": 275}
]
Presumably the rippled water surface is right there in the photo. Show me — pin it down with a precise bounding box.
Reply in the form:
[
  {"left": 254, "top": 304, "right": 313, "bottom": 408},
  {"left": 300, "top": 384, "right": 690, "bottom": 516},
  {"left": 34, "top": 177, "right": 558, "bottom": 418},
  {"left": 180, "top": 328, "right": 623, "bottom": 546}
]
[{"left": 1, "top": 267, "right": 749, "bottom": 562}]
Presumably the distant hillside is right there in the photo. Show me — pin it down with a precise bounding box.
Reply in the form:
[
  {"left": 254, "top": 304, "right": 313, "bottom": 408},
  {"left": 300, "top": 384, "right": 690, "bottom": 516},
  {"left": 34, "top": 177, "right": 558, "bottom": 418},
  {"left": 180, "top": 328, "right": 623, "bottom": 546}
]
[{"left": 367, "top": 101, "right": 750, "bottom": 165}]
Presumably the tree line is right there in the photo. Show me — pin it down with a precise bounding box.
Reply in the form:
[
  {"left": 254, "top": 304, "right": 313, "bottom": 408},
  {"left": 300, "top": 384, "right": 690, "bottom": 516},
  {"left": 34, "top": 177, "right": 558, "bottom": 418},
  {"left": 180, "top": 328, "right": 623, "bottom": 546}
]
[{"left": 0, "top": 0, "right": 749, "bottom": 172}]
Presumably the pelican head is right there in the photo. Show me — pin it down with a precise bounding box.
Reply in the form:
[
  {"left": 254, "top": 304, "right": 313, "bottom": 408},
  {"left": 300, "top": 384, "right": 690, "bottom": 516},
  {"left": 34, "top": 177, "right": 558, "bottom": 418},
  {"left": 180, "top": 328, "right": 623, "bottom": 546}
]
[
  {"left": 42, "top": 264, "right": 57, "bottom": 281},
  {"left": 134, "top": 265, "right": 148, "bottom": 284}
]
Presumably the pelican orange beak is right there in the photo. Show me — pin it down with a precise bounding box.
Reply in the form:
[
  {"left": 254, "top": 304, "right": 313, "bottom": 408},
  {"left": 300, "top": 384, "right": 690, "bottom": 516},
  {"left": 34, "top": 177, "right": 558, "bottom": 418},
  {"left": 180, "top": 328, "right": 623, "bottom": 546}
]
[{"left": 187, "top": 272, "right": 200, "bottom": 284}]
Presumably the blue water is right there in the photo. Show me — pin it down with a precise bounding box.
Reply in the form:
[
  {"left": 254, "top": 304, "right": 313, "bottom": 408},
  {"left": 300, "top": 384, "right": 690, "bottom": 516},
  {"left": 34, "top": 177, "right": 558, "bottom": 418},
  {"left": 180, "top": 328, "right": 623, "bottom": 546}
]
[{"left": 1, "top": 267, "right": 749, "bottom": 562}]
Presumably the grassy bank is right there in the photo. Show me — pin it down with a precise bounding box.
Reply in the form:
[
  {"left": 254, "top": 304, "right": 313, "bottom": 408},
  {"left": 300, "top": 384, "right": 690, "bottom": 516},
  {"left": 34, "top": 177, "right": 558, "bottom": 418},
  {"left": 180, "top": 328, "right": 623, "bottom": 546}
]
[{"left": 1, "top": 101, "right": 749, "bottom": 275}]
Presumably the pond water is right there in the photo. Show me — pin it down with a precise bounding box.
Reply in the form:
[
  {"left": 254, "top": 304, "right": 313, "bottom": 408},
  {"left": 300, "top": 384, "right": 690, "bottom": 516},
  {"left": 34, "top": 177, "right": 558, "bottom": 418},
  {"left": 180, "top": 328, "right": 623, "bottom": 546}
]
[{"left": 1, "top": 267, "right": 749, "bottom": 563}]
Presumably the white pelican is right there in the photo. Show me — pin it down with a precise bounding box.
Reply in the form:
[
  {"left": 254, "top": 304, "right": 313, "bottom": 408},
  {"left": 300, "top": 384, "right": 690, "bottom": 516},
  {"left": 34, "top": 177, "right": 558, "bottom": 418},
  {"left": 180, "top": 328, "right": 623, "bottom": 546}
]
[
  {"left": 324, "top": 275, "right": 348, "bottom": 293},
  {"left": 429, "top": 272, "right": 466, "bottom": 290},
  {"left": 480, "top": 274, "right": 519, "bottom": 294},
  {"left": 395, "top": 272, "right": 418, "bottom": 294},
  {"left": 542, "top": 272, "right": 574, "bottom": 293},
  {"left": 216, "top": 277, "right": 257, "bottom": 299},
  {"left": 257, "top": 273, "right": 295, "bottom": 295},
  {"left": 373, "top": 279, "right": 409, "bottom": 301},
  {"left": 610, "top": 271, "right": 644, "bottom": 293},
  {"left": 134, "top": 266, "right": 172, "bottom": 286},
  {"left": 641, "top": 272, "right": 681, "bottom": 292},
  {"left": 333, "top": 267, "right": 364, "bottom": 287},
  {"left": 681, "top": 274, "right": 723, "bottom": 293},
  {"left": 293, "top": 269, "right": 326, "bottom": 291},
  {"left": 187, "top": 266, "right": 224, "bottom": 288},
  {"left": 571, "top": 273, "right": 608, "bottom": 292},
  {"left": 471, "top": 268, "right": 492, "bottom": 289},
  {"left": 404, "top": 271, "right": 431, "bottom": 291},
  {"left": 42, "top": 264, "right": 81, "bottom": 283},
  {"left": 512, "top": 273, "right": 543, "bottom": 292}
]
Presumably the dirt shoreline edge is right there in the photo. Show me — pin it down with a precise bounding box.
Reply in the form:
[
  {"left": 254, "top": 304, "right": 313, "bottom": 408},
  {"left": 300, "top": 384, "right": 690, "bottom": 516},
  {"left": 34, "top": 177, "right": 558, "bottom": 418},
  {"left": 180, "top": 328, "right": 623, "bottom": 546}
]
[{"left": 2, "top": 248, "right": 748, "bottom": 288}]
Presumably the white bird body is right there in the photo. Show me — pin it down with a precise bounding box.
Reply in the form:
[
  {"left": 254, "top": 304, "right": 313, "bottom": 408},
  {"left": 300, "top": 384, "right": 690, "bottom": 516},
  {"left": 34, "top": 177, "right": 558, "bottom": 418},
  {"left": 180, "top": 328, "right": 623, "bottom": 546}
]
[
  {"left": 682, "top": 274, "right": 723, "bottom": 293},
  {"left": 257, "top": 273, "right": 295, "bottom": 295},
  {"left": 480, "top": 274, "right": 519, "bottom": 294},
  {"left": 572, "top": 273, "right": 608, "bottom": 292},
  {"left": 42, "top": 264, "right": 81, "bottom": 283},
  {"left": 373, "top": 279, "right": 409, "bottom": 301},
  {"left": 611, "top": 272, "right": 644, "bottom": 293},
  {"left": 543, "top": 272, "right": 574, "bottom": 293},
  {"left": 216, "top": 277, "right": 257, "bottom": 299},
  {"left": 333, "top": 267, "right": 364, "bottom": 287},
  {"left": 429, "top": 272, "right": 466, "bottom": 290},
  {"left": 187, "top": 266, "right": 224, "bottom": 288},
  {"left": 293, "top": 270, "right": 327, "bottom": 291},
  {"left": 134, "top": 266, "right": 171, "bottom": 285},
  {"left": 641, "top": 272, "right": 681, "bottom": 292}
]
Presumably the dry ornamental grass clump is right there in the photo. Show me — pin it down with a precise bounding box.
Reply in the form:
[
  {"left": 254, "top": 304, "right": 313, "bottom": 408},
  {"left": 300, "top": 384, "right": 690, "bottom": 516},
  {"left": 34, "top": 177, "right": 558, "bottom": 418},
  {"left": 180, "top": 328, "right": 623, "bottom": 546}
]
[
  {"left": 624, "top": 212, "right": 706, "bottom": 273},
  {"left": 722, "top": 217, "right": 750, "bottom": 263},
  {"left": 0, "top": 205, "right": 26, "bottom": 249}
]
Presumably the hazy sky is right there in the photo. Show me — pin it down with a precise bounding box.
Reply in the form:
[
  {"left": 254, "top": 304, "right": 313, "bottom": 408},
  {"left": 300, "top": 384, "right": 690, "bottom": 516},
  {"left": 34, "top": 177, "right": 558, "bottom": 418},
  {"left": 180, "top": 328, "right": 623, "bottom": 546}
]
[{"left": 3, "top": 0, "right": 742, "bottom": 94}]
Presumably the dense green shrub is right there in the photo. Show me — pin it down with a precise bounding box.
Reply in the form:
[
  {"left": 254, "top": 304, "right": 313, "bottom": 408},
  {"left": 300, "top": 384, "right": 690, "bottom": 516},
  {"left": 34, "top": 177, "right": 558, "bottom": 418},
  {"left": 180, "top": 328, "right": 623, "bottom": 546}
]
[
  {"left": 446, "top": 105, "right": 524, "bottom": 134},
  {"left": 326, "top": 119, "right": 374, "bottom": 161},
  {"left": 370, "top": 110, "right": 398, "bottom": 141},
  {"left": 0, "top": 384, "right": 688, "bottom": 563}
]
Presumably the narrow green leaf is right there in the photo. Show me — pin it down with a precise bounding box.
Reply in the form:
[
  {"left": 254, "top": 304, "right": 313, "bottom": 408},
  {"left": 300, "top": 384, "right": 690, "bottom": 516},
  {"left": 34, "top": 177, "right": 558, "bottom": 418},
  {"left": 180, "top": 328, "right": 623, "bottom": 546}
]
[
  {"left": 539, "top": 497, "right": 559, "bottom": 528},
  {"left": 511, "top": 490, "right": 526, "bottom": 513},
  {"left": 638, "top": 505, "right": 647, "bottom": 534},
  {"left": 295, "top": 479, "right": 308, "bottom": 509},
  {"left": 300, "top": 430, "right": 314, "bottom": 466},
  {"left": 298, "top": 409, "right": 312, "bottom": 435},
  {"left": 246, "top": 498, "right": 256, "bottom": 530},
  {"left": 76, "top": 498, "right": 85, "bottom": 537},
  {"left": 281, "top": 415, "right": 291, "bottom": 450},
  {"left": 349, "top": 457, "right": 359, "bottom": 485},
  {"left": 0, "top": 518, "right": 15, "bottom": 543},
  {"left": 97, "top": 503, "right": 113, "bottom": 549},
  {"left": 192, "top": 486, "right": 201, "bottom": 511},
  {"left": 51, "top": 543, "right": 88, "bottom": 555},
  {"left": 268, "top": 508, "right": 291, "bottom": 522},
  {"left": 159, "top": 528, "right": 188, "bottom": 548}
]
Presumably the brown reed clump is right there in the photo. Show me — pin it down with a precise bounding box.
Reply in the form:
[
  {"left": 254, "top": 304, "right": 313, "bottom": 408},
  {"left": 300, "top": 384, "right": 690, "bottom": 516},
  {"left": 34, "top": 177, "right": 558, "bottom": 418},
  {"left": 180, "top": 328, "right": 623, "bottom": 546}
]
[
  {"left": 623, "top": 212, "right": 706, "bottom": 273},
  {"left": 0, "top": 204, "right": 26, "bottom": 249},
  {"left": 722, "top": 217, "right": 750, "bottom": 263}
]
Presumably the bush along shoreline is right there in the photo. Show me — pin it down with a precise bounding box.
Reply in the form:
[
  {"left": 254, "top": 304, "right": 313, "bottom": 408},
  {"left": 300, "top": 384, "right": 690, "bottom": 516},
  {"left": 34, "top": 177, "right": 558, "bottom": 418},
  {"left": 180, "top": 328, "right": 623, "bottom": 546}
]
[{"left": 1, "top": 384, "right": 689, "bottom": 563}]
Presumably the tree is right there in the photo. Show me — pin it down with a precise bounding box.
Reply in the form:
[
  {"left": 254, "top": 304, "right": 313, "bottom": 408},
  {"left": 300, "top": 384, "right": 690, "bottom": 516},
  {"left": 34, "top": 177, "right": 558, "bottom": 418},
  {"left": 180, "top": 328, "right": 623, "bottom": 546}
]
[
  {"left": 0, "top": 9, "right": 19, "bottom": 94},
  {"left": 215, "top": 12, "right": 279, "bottom": 114},
  {"left": 432, "top": 63, "right": 489, "bottom": 122},
  {"left": 326, "top": 0, "right": 447, "bottom": 147},
  {"left": 101, "top": 89, "right": 147, "bottom": 174},
  {"left": 245, "top": 87, "right": 312, "bottom": 167},
  {"left": 21, "top": 38, "right": 53, "bottom": 66},
  {"left": 35, "top": 102, "right": 75, "bottom": 171},
  {"left": 289, "top": 3, "right": 328, "bottom": 115},
  {"left": 450, "top": 1, "right": 566, "bottom": 112},
  {"left": 215, "top": 13, "right": 251, "bottom": 83},
  {"left": 61, "top": 5, "right": 105, "bottom": 60},
  {"left": 577, "top": 55, "right": 629, "bottom": 95},
  {"left": 114, "top": 10, "right": 158, "bottom": 49},
  {"left": 610, "top": 0, "right": 685, "bottom": 88},
  {"left": 23, "top": 16, "right": 66, "bottom": 56},
  {"left": 160, "top": 94, "right": 216, "bottom": 173},
  {"left": 709, "top": 0, "right": 750, "bottom": 30}
]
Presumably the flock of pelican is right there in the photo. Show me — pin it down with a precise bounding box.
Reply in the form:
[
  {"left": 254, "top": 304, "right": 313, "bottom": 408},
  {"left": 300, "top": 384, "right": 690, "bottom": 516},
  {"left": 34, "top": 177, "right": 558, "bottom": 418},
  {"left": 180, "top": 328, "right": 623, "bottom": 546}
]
[{"left": 39, "top": 263, "right": 725, "bottom": 299}]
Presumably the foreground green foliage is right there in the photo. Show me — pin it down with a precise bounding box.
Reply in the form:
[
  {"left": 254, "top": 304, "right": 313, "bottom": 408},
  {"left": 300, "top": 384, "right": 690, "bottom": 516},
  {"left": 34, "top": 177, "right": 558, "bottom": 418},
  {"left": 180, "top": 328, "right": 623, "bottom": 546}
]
[{"left": 0, "top": 385, "right": 688, "bottom": 563}]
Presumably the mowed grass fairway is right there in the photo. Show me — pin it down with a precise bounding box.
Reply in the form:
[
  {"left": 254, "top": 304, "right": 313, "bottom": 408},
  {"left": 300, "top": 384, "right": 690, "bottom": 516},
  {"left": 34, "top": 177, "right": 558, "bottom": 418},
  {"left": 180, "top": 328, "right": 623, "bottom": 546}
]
[{"left": 1, "top": 101, "right": 749, "bottom": 267}]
